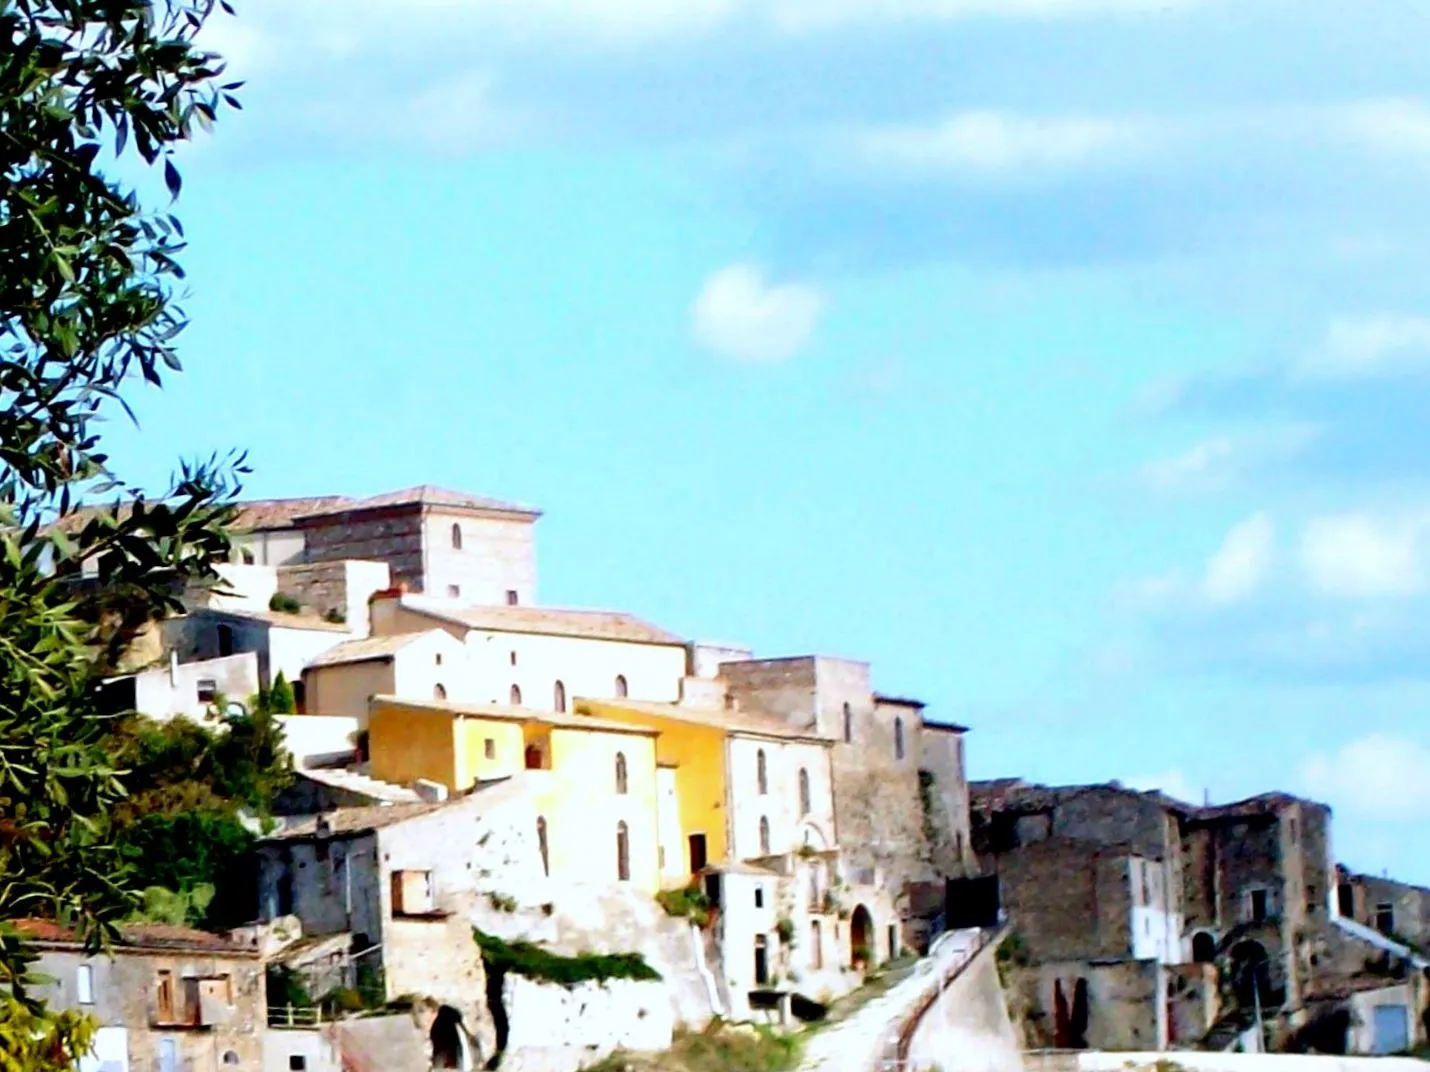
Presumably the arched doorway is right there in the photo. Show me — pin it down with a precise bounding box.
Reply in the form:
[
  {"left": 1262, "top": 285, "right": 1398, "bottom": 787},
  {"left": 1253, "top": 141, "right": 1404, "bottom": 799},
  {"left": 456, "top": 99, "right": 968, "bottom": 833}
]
[
  {"left": 1191, "top": 931, "right": 1217, "bottom": 963},
  {"left": 430, "top": 1004, "right": 471, "bottom": 1070},
  {"left": 1230, "top": 940, "right": 1272, "bottom": 1009},
  {"left": 850, "top": 905, "right": 874, "bottom": 970}
]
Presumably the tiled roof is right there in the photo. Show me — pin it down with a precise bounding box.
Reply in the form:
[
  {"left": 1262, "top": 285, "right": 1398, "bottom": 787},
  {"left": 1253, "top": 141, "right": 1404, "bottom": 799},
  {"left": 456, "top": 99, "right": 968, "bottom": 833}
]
[
  {"left": 262, "top": 801, "right": 449, "bottom": 841},
  {"left": 293, "top": 485, "right": 540, "bottom": 522},
  {"left": 305, "top": 631, "right": 438, "bottom": 669},
  {"left": 371, "top": 695, "right": 660, "bottom": 738},
  {"left": 13, "top": 918, "right": 253, "bottom": 954},
  {"left": 401, "top": 597, "right": 685, "bottom": 646},
  {"left": 971, "top": 779, "right": 1321, "bottom": 820},
  {"left": 874, "top": 693, "right": 926, "bottom": 709},
  {"left": 578, "top": 698, "right": 828, "bottom": 744},
  {"left": 233, "top": 496, "right": 355, "bottom": 531}
]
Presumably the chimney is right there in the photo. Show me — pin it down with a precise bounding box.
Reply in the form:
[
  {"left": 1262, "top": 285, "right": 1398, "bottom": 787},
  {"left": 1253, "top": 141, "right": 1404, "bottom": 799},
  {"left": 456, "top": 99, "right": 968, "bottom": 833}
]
[{"left": 368, "top": 583, "right": 409, "bottom": 604}]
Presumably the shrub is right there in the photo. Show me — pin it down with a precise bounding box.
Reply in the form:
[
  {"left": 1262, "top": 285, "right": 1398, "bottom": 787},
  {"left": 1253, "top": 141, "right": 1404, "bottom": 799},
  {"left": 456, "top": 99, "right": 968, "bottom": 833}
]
[
  {"left": 324, "top": 606, "right": 347, "bottom": 624},
  {"left": 266, "top": 671, "right": 296, "bottom": 715},
  {"left": 269, "top": 592, "right": 303, "bottom": 614},
  {"left": 775, "top": 917, "right": 796, "bottom": 947},
  {"left": 472, "top": 927, "right": 660, "bottom": 987},
  {"left": 487, "top": 892, "right": 519, "bottom": 913},
  {"left": 267, "top": 966, "right": 314, "bottom": 1010},
  {"left": 656, "top": 886, "right": 711, "bottom": 927}
]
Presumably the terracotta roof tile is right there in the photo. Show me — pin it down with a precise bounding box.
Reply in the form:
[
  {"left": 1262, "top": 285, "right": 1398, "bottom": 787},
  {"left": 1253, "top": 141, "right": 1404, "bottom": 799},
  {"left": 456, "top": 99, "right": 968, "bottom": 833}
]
[
  {"left": 400, "top": 597, "right": 685, "bottom": 646},
  {"left": 305, "top": 631, "right": 440, "bottom": 669},
  {"left": 11, "top": 918, "right": 252, "bottom": 954}
]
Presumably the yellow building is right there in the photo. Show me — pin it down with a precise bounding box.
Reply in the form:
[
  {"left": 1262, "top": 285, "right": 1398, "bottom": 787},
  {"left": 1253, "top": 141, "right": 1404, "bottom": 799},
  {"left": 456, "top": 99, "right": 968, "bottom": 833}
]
[
  {"left": 575, "top": 698, "right": 835, "bottom": 888},
  {"left": 368, "top": 695, "right": 662, "bottom": 893}
]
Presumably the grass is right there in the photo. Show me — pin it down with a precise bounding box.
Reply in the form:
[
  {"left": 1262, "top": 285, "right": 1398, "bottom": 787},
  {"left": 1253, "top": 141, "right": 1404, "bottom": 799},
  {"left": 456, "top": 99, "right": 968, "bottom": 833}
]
[
  {"left": 585, "top": 1022, "right": 803, "bottom": 1072},
  {"left": 657, "top": 885, "right": 712, "bottom": 928},
  {"left": 472, "top": 927, "right": 661, "bottom": 988}
]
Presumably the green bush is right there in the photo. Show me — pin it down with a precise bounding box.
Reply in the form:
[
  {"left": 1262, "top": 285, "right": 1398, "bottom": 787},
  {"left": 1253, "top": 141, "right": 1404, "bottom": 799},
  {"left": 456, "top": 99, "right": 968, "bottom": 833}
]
[
  {"left": 268, "top": 592, "right": 303, "bottom": 614},
  {"left": 473, "top": 927, "right": 660, "bottom": 988},
  {"left": 267, "top": 966, "right": 314, "bottom": 1010},
  {"left": 320, "top": 987, "right": 369, "bottom": 1015},
  {"left": 656, "top": 886, "right": 711, "bottom": 927},
  {"left": 267, "top": 671, "right": 296, "bottom": 715}
]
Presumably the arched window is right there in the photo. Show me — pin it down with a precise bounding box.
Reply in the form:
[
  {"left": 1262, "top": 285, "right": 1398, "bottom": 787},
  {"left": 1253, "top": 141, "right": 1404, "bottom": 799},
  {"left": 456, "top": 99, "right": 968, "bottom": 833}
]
[
  {"left": 759, "top": 816, "right": 771, "bottom": 855},
  {"left": 616, "top": 821, "right": 631, "bottom": 882},
  {"left": 537, "top": 817, "right": 549, "bottom": 877},
  {"left": 799, "top": 768, "right": 811, "bottom": 816},
  {"left": 615, "top": 752, "right": 628, "bottom": 795},
  {"left": 842, "top": 702, "right": 852, "bottom": 744},
  {"left": 433, "top": 683, "right": 447, "bottom": 701},
  {"left": 757, "top": 749, "right": 768, "bottom": 795},
  {"left": 217, "top": 623, "right": 234, "bottom": 658},
  {"left": 894, "top": 717, "right": 905, "bottom": 760},
  {"left": 509, "top": 684, "right": 522, "bottom": 706},
  {"left": 811, "top": 920, "right": 824, "bottom": 970},
  {"left": 450, "top": 523, "right": 463, "bottom": 550},
  {"left": 614, "top": 674, "right": 628, "bottom": 699},
  {"left": 554, "top": 680, "right": 567, "bottom": 712}
]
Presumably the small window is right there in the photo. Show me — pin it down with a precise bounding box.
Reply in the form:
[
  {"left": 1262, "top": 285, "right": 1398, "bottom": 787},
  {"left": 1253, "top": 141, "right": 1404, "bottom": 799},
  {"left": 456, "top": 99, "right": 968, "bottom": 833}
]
[
  {"left": 811, "top": 920, "right": 824, "bottom": 970},
  {"left": 391, "top": 869, "right": 436, "bottom": 915},
  {"left": 451, "top": 523, "right": 463, "bottom": 550},
  {"left": 1142, "top": 865, "right": 1151, "bottom": 907},
  {"left": 446, "top": 584, "right": 460, "bottom": 599},
  {"left": 484, "top": 738, "right": 496, "bottom": 760},
  {"left": 506, "top": 589, "right": 519, "bottom": 606},
  {"left": 554, "top": 680, "right": 567, "bottom": 712},
  {"left": 842, "top": 702, "right": 852, "bottom": 744},
  {"left": 435, "top": 652, "right": 443, "bottom": 666},
  {"left": 1338, "top": 882, "right": 1355, "bottom": 917},
  {"left": 433, "top": 683, "right": 447, "bottom": 701},
  {"left": 616, "top": 821, "right": 631, "bottom": 882},
  {"left": 289, "top": 1056, "right": 308, "bottom": 1071},
  {"left": 510, "top": 650, "right": 518, "bottom": 666},
  {"left": 510, "top": 684, "right": 522, "bottom": 706},
  {"left": 1288, "top": 817, "right": 1298, "bottom": 841},
  {"left": 155, "top": 969, "right": 175, "bottom": 1022},
  {"left": 1376, "top": 902, "right": 1395, "bottom": 935},
  {"left": 240, "top": 547, "right": 255, "bottom": 565},
  {"left": 757, "top": 749, "right": 768, "bottom": 795},
  {"left": 615, "top": 674, "right": 628, "bottom": 699},
  {"left": 223, "top": 1053, "right": 240, "bottom": 1067},
  {"left": 1249, "top": 888, "right": 1269, "bottom": 923},
  {"left": 894, "top": 717, "right": 905, "bottom": 760},
  {"left": 755, "top": 886, "right": 764, "bottom": 908},
  {"left": 197, "top": 679, "right": 218, "bottom": 704},
  {"left": 798, "top": 768, "right": 811, "bottom": 816},
  {"left": 76, "top": 964, "right": 94, "bottom": 1005},
  {"left": 759, "top": 816, "right": 771, "bottom": 855},
  {"left": 537, "top": 817, "right": 550, "bottom": 877},
  {"left": 615, "top": 752, "right": 629, "bottom": 795}
]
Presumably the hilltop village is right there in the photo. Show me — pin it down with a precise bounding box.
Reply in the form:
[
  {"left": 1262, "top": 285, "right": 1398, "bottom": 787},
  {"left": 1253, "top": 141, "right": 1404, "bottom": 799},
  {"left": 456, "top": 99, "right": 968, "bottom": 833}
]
[{"left": 26, "top": 486, "right": 1430, "bottom": 1072}]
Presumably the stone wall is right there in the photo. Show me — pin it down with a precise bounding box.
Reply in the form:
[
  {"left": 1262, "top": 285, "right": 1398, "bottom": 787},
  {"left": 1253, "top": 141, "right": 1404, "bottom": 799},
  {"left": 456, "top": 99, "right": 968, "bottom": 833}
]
[
  {"left": 920, "top": 726, "right": 975, "bottom": 877},
  {"left": 299, "top": 508, "right": 428, "bottom": 591},
  {"left": 1017, "top": 958, "right": 1163, "bottom": 1051},
  {"left": 988, "top": 840, "right": 1136, "bottom": 964},
  {"left": 497, "top": 975, "right": 673, "bottom": 1072},
  {"left": 276, "top": 559, "right": 391, "bottom": 635},
  {"left": 905, "top": 935, "right": 1023, "bottom": 1072}
]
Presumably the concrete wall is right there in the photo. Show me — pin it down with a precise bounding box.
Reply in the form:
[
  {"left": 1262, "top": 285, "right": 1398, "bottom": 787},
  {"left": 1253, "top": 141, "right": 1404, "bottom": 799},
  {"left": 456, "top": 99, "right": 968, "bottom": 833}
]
[
  {"left": 726, "top": 736, "right": 835, "bottom": 860},
  {"left": 498, "top": 975, "right": 672, "bottom": 1072},
  {"left": 30, "top": 945, "right": 265, "bottom": 1072},
  {"left": 131, "top": 652, "right": 260, "bottom": 719},
  {"left": 393, "top": 630, "right": 473, "bottom": 709},
  {"left": 276, "top": 559, "right": 391, "bottom": 636},
  {"left": 264, "top": 1028, "right": 342, "bottom": 1072},
  {"left": 906, "top": 936, "right": 1023, "bottom": 1072},
  {"left": 276, "top": 714, "right": 361, "bottom": 768},
  {"left": 423, "top": 511, "right": 538, "bottom": 607},
  {"left": 206, "top": 562, "right": 278, "bottom": 611}
]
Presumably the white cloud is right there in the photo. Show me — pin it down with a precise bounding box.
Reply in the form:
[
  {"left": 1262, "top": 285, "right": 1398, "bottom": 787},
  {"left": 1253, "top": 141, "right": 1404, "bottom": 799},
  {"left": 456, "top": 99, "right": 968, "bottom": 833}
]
[
  {"left": 1137, "top": 424, "right": 1319, "bottom": 495},
  {"left": 1204, "top": 513, "right": 1275, "bottom": 606},
  {"left": 1302, "top": 734, "right": 1430, "bottom": 820},
  {"left": 1301, "top": 513, "right": 1430, "bottom": 598},
  {"left": 692, "top": 265, "right": 826, "bottom": 363},
  {"left": 1337, "top": 99, "right": 1430, "bottom": 164},
  {"left": 851, "top": 111, "right": 1148, "bottom": 177},
  {"left": 1294, "top": 315, "right": 1430, "bottom": 381}
]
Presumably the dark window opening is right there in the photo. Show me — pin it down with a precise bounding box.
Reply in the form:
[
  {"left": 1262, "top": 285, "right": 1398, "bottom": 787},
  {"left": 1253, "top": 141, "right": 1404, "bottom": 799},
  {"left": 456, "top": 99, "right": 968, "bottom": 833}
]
[
  {"left": 1376, "top": 902, "right": 1395, "bottom": 935},
  {"left": 434, "top": 683, "right": 447, "bottom": 701},
  {"left": 798, "top": 768, "right": 811, "bottom": 816},
  {"left": 689, "top": 834, "right": 708, "bottom": 874},
  {"left": 1338, "top": 883, "right": 1355, "bottom": 918},
  {"left": 617, "top": 821, "right": 631, "bottom": 882},
  {"left": 842, "top": 702, "right": 852, "bottom": 744},
  {"left": 754, "top": 935, "right": 769, "bottom": 986},
  {"left": 430, "top": 1005, "right": 465, "bottom": 1069},
  {"left": 755, "top": 886, "right": 764, "bottom": 908},
  {"left": 759, "top": 816, "right": 771, "bottom": 855},
  {"left": 554, "top": 680, "right": 566, "bottom": 712},
  {"left": 615, "top": 752, "right": 629, "bottom": 795},
  {"left": 505, "top": 589, "right": 519, "bottom": 605},
  {"left": 197, "top": 679, "right": 218, "bottom": 704},
  {"left": 484, "top": 738, "right": 496, "bottom": 760},
  {"left": 1250, "top": 889, "right": 1269, "bottom": 923},
  {"left": 509, "top": 684, "right": 522, "bottom": 706},
  {"left": 537, "top": 818, "right": 549, "bottom": 877},
  {"left": 450, "top": 524, "right": 463, "bottom": 550},
  {"left": 615, "top": 674, "right": 628, "bottom": 698},
  {"left": 811, "top": 920, "right": 823, "bottom": 970},
  {"left": 447, "top": 584, "right": 461, "bottom": 598},
  {"left": 894, "top": 717, "right": 905, "bottom": 760},
  {"left": 1192, "top": 932, "right": 1217, "bottom": 963},
  {"left": 217, "top": 623, "right": 234, "bottom": 657},
  {"left": 756, "top": 749, "right": 768, "bottom": 795}
]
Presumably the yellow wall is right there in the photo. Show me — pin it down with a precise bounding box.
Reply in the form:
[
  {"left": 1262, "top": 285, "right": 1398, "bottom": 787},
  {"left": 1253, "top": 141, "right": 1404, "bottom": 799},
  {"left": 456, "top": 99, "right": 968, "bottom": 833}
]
[
  {"left": 578, "top": 701, "right": 728, "bottom": 883},
  {"left": 305, "top": 660, "right": 396, "bottom": 723},
  {"left": 369, "top": 701, "right": 459, "bottom": 790},
  {"left": 453, "top": 716, "right": 526, "bottom": 787}
]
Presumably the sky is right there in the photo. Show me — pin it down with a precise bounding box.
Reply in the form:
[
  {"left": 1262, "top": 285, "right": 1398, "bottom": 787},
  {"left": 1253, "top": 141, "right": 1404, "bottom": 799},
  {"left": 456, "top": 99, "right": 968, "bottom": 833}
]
[{"left": 102, "top": 0, "right": 1430, "bottom": 882}]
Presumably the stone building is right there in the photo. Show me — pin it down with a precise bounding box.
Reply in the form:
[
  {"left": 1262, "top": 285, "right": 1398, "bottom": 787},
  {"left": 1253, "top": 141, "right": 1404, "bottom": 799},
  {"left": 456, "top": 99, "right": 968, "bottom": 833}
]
[
  {"left": 1337, "top": 867, "right": 1430, "bottom": 951},
  {"left": 719, "top": 655, "right": 975, "bottom": 901},
  {"left": 17, "top": 918, "right": 267, "bottom": 1072}
]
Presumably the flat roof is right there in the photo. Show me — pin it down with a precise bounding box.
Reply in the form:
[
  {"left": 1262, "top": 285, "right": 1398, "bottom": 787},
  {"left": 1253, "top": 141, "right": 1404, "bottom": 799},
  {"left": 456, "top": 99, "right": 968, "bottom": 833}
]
[{"left": 370, "top": 695, "right": 659, "bottom": 738}]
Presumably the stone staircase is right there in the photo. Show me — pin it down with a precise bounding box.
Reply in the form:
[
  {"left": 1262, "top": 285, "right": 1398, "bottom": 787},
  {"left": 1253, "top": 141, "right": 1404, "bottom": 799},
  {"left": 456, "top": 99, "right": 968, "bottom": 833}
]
[
  {"left": 800, "top": 929, "right": 984, "bottom": 1072},
  {"left": 302, "top": 766, "right": 422, "bottom": 804}
]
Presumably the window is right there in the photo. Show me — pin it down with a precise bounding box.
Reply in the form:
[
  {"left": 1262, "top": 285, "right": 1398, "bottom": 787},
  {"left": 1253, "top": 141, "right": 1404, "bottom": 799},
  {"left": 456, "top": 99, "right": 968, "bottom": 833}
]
[
  {"left": 615, "top": 674, "right": 628, "bottom": 699},
  {"left": 433, "top": 683, "right": 447, "bottom": 701},
  {"left": 509, "top": 683, "right": 522, "bottom": 706},
  {"left": 1141, "top": 863, "right": 1151, "bottom": 907},
  {"left": 76, "top": 964, "right": 94, "bottom": 1005},
  {"left": 451, "top": 523, "right": 463, "bottom": 550},
  {"left": 1191, "top": 932, "right": 1216, "bottom": 963},
  {"left": 894, "top": 717, "right": 905, "bottom": 760},
  {"left": 155, "top": 969, "right": 175, "bottom": 1022},
  {"left": 510, "top": 650, "right": 518, "bottom": 666},
  {"left": 289, "top": 1057, "right": 308, "bottom": 1071},
  {"left": 1307, "top": 885, "right": 1319, "bottom": 915},
  {"left": 554, "top": 680, "right": 567, "bottom": 712},
  {"left": 842, "top": 702, "right": 852, "bottom": 744},
  {"left": 391, "top": 869, "right": 436, "bottom": 915},
  {"left": 954, "top": 832, "right": 964, "bottom": 861},
  {"left": 755, "top": 886, "right": 764, "bottom": 908},
  {"left": 811, "top": 920, "right": 823, "bottom": 969},
  {"left": 240, "top": 547, "right": 255, "bottom": 565},
  {"left": 1288, "top": 817, "right": 1298, "bottom": 842},
  {"left": 616, "top": 821, "right": 631, "bottom": 882},
  {"left": 798, "top": 768, "right": 811, "bottom": 816},
  {"left": 1249, "top": 888, "right": 1269, "bottom": 924},
  {"left": 223, "top": 1053, "right": 240, "bottom": 1067},
  {"left": 506, "top": 589, "right": 519, "bottom": 606},
  {"left": 217, "top": 623, "right": 234, "bottom": 657},
  {"left": 435, "top": 652, "right": 443, "bottom": 666},
  {"left": 759, "top": 816, "right": 771, "bottom": 855},
  {"left": 615, "top": 752, "right": 629, "bottom": 795},
  {"left": 197, "top": 679, "right": 218, "bottom": 704},
  {"left": 1376, "top": 902, "right": 1395, "bottom": 935},
  {"left": 754, "top": 935, "right": 769, "bottom": 985},
  {"left": 484, "top": 738, "right": 496, "bottom": 760},
  {"left": 537, "top": 817, "right": 549, "bottom": 877},
  {"left": 446, "top": 584, "right": 460, "bottom": 599},
  {"left": 757, "top": 750, "right": 768, "bottom": 795},
  {"left": 1338, "top": 882, "right": 1355, "bottom": 918},
  {"left": 688, "top": 834, "right": 708, "bottom": 874}
]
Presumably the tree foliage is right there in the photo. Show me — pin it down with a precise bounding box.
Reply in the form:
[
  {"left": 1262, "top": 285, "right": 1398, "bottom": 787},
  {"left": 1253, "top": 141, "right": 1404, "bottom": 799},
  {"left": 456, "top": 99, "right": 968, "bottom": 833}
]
[{"left": 0, "top": 0, "right": 240, "bottom": 1062}]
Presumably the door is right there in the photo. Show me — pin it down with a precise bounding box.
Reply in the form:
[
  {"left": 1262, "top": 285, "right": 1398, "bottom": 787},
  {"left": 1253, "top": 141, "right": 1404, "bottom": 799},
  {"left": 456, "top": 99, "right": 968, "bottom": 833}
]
[
  {"left": 688, "top": 833, "right": 708, "bottom": 874},
  {"left": 1372, "top": 1005, "right": 1410, "bottom": 1055}
]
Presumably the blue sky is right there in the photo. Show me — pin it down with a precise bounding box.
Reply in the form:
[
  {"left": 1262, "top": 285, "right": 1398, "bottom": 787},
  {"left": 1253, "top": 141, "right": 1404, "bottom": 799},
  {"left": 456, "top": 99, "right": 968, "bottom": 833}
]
[{"left": 107, "top": 0, "right": 1430, "bottom": 881}]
